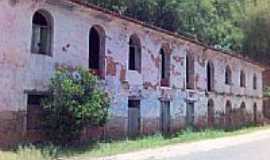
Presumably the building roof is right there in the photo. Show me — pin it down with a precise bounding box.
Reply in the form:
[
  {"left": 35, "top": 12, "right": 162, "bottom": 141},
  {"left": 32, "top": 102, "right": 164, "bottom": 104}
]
[{"left": 68, "top": 0, "right": 266, "bottom": 69}]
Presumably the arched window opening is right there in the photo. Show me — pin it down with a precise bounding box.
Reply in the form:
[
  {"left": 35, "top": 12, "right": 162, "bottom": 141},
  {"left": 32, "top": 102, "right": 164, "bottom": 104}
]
[
  {"left": 225, "top": 100, "right": 232, "bottom": 127},
  {"left": 129, "top": 34, "right": 142, "bottom": 72},
  {"left": 186, "top": 55, "right": 195, "bottom": 89},
  {"left": 208, "top": 99, "right": 215, "bottom": 127},
  {"left": 31, "top": 10, "right": 53, "bottom": 55},
  {"left": 89, "top": 25, "right": 105, "bottom": 78},
  {"left": 225, "top": 66, "right": 232, "bottom": 85},
  {"left": 253, "top": 74, "right": 257, "bottom": 90},
  {"left": 207, "top": 61, "right": 215, "bottom": 92},
  {"left": 160, "top": 48, "right": 170, "bottom": 87},
  {"left": 240, "top": 70, "right": 246, "bottom": 88}
]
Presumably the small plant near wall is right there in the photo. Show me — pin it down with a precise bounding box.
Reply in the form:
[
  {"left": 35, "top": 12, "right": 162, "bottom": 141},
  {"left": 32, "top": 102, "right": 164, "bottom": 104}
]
[{"left": 42, "top": 66, "right": 110, "bottom": 145}]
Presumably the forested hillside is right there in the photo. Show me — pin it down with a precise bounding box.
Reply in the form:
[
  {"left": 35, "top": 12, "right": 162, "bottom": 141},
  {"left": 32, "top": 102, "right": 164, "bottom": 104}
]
[{"left": 85, "top": 0, "right": 270, "bottom": 65}]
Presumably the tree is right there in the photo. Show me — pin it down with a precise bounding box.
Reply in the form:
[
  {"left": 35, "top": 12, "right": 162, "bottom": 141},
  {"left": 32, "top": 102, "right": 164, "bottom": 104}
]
[
  {"left": 241, "top": 0, "right": 270, "bottom": 65},
  {"left": 84, "top": 0, "right": 270, "bottom": 63},
  {"left": 85, "top": 0, "right": 127, "bottom": 13},
  {"left": 85, "top": 0, "right": 245, "bottom": 51},
  {"left": 43, "top": 67, "right": 110, "bottom": 145}
]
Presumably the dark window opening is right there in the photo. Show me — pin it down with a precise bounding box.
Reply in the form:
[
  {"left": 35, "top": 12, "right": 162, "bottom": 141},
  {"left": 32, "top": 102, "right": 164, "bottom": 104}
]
[
  {"left": 161, "top": 49, "right": 166, "bottom": 79},
  {"left": 240, "top": 70, "right": 246, "bottom": 88},
  {"left": 89, "top": 28, "right": 100, "bottom": 70},
  {"left": 31, "top": 10, "right": 53, "bottom": 55},
  {"left": 225, "top": 66, "right": 232, "bottom": 85},
  {"left": 33, "top": 12, "right": 48, "bottom": 26},
  {"left": 129, "top": 46, "right": 136, "bottom": 70},
  {"left": 160, "top": 48, "right": 170, "bottom": 87},
  {"left": 129, "top": 34, "right": 141, "bottom": 72},
  {"left": 253, "top": 74, "right": 257, "bottom": 90},
  {"left": 207, "top": 61, "right": 214, "bottom": 92},
  {"left": 89, "top": 26, "right": 106, "bottom": 78},
  {"left": 186, "top": 55, "right": 195, "bottom": 89}
]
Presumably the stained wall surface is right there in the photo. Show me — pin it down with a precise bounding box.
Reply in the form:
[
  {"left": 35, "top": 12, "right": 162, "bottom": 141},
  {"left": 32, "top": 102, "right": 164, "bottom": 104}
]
[{"left": 0, "top": 0, "right": 264, "bottom": 146}]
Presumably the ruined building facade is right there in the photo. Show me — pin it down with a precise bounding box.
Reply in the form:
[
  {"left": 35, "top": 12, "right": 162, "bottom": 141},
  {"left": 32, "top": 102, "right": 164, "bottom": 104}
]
[{"left": 0, "top": 0, "right": 265, "bottom": 146}]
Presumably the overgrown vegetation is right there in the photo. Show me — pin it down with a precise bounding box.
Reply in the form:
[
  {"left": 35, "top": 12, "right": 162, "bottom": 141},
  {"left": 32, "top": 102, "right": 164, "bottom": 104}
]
[
  {"left": 1, "top": 126, "right": 269, "bottom": 160},
  {"left": 43, "top": 67, "right": 110, "bottom": 145},
  {"left": 85, "top": 0, "right": 270, "bottom": 65}
]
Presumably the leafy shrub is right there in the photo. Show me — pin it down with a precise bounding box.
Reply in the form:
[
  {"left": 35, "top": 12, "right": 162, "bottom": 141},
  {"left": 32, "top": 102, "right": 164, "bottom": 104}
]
[{"left": 43, "top": 67, "right": 110, "bottom": 145}]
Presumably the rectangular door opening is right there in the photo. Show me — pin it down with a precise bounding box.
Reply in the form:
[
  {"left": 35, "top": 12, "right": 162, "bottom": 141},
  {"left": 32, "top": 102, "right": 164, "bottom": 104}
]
[
  {"left": 27, "top": 94, "right": 47, "bottom": 142},
  {"left": 128, "top": 99, "right": 141, "bottom": 138},
  {"left": 186, "top": 102, "right": 195, "bottom": 127},
  {"left": 161, "top": 101, "right": 170, "bottom": 134}
]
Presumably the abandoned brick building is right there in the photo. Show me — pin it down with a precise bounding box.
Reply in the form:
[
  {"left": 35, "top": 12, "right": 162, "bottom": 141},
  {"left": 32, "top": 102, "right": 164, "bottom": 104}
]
[{"left": 0, "top": 0, "right": 265, "bottom": 146}]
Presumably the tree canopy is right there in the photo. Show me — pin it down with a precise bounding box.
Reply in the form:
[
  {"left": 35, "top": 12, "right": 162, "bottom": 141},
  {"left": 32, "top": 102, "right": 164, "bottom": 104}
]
[{"left": 85, "top": 0, "right": 270, "bottom": 65}]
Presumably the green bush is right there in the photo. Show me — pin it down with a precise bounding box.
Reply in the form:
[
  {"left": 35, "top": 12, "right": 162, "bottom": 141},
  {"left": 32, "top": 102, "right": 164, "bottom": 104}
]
[{"left": 43, "top": 67, "right": 110, "bottom": 145}]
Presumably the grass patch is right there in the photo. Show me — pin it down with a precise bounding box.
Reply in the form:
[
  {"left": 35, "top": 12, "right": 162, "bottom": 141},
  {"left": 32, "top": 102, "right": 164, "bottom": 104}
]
[
  {"left": 0, "top": 145, "right": 57, "bottom": 160},
  {"left": 59, "top": 125, "right": 270, "bottom": 158},
  {"left": 0, "top": 125, "right": 269, "bottom": 160}
]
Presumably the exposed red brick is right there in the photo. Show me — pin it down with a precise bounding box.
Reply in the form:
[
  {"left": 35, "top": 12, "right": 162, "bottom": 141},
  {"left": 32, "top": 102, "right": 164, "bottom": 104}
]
[
  {"left": 120, "top": 65, "right": 126, "bottom": 81},
  {"left": 143, "top": 81, "right": 158, "bottom": 90},
  {"left": 106, "top": 56, "right": 117, "bottom": 76}
]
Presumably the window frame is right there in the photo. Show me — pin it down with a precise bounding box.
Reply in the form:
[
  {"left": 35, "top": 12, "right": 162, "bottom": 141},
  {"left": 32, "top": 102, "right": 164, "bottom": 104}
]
[
  {"left": 160, "top": 47, "right": 171, "bottom": 87},
  {"left": 206, "top": 61, "right": 215, "bottom": 92},
  {"left": 31, "top": 10, "right": 53, "bottom": 56},
  {"left": 89, "top": 25, "right": 106, "bottom": 79},
  {"left": 128, "top": 34, "right": 142, "bottom": 73},
  {"left": 253, "top": 74, "right": 257, "bottom": 90},
  {"left": 186, "top": 55, "right": 195, "bottom": 89},
  {"left": 240, "top": 70, "right": 246, "bottom": 88},
  {"left": 225, "top": 65, "right": 232, "bottom": 85}
]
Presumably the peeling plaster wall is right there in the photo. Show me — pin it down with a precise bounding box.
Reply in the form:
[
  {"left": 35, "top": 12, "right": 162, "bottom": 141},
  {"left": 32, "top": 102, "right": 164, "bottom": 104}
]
[{"left": 0, "top": 0, "right": 264, "bottom": 145}]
